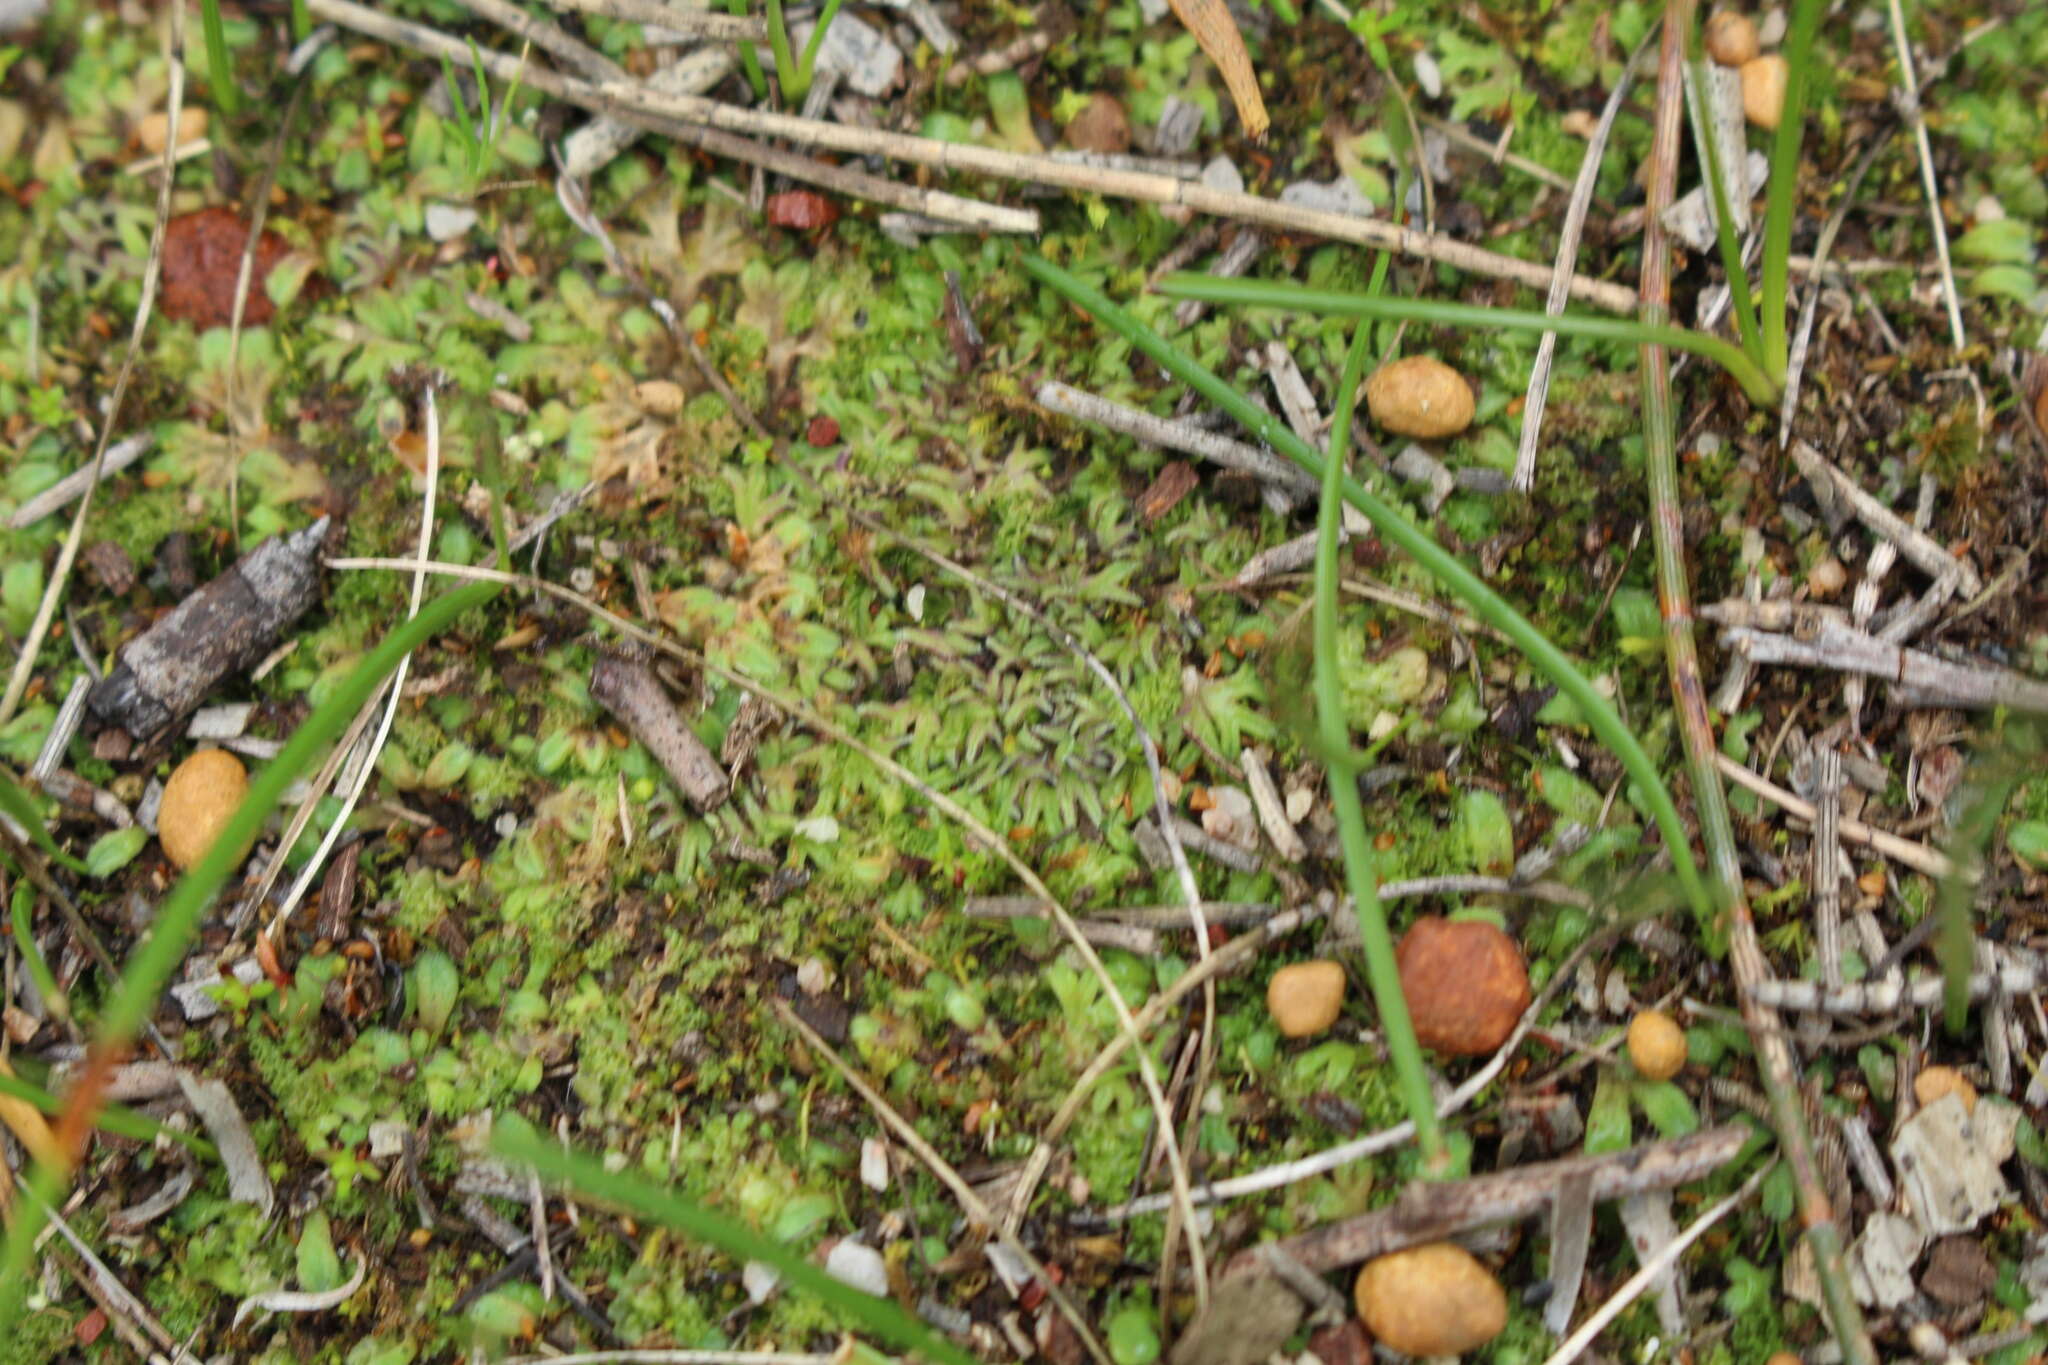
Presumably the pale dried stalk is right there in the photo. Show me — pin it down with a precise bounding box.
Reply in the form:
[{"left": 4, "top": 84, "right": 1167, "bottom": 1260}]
[
  {"left": 302, "top": 0, "right": 1640, "bottom": 309},
  {"left": 1713, "top": 752, "right": 1955, "bottom": 879},
  {"left": 1814, "top": 748, "right": 1845, "bottom": 991},
  {"left": 1513, "top": 35, "right": 1651, "bottom": 490},
  {"left": 1226, "top": 1125, "right": 1750, "bottom": 1274},
  {"left": 1746, "top": 961, "right": 2047, "bottom": 1013},
  {"left": 4, "top": 435, "right": 151, "bottom": 530},
  {"left": 1882, "top": 0, "right": 1967, "bottom": 352},
  {"left": 1036, "top": 381, "right": 1314, "bottom": 506},
  {"left": 1789, "top": 442, "right": 1980, "bottom": 595},
  {"left": 542, "top": 0, "right": 765, "bottom": 41},
  {"left": 1722, "top": 620, "right": 2048, "bottom": 713},
  {"left": 1539, "top": 1161, "right": 1773, "bottom": 1365}
]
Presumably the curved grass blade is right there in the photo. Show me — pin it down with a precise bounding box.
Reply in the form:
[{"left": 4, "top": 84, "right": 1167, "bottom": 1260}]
[
  {"left": 1316, "top": 313, "right": 1447, "bottom": 1169},
  {"left": 1023, "top": 255, "right": 1714, "bottom": 931},
  {"left": 1155, "top": 273, "right": 1779, "bottom": 404},
  {"left": 10, "top": 880, "right": 68, "bottom": 1020},
  {"left": 0, "top": 576, "right": 501, "bottom": 1335},
  {"left": 1759, "top": 0, "right": 1826, "bottom": 378},
  {"left": 0, "top": 766, "right": 90, "bottom": 875},
  {"left": 493, "top": 1114, "right": 977, "bottom": 1365}
]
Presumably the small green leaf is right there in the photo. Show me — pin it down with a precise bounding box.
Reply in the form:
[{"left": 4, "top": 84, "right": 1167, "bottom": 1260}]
[
  {"left": 85, "top": 826, "right": 150, "bottom": 878},
  {"left": 1967, "top": 264, "right": 2039, "bottom": 302},
  {"left": 1107, "top": 1307, "right": 1161, "bottom": 1365},
  {"left": 411, "top": 950, "right": 460, "bottom": 1037},
  {"left": 1952, "top": 218, "right": 2037, "bottom": 265},
  {"left": 1536, "top": 765, "right": 1604, "bottom": 826},
  {"left": 2009, "top": 820, "right": 2048, "bottom": 871},
  {"left": 1586, "top": 1068, "right": 1632, "bottom": 1154},
  {"left": 297, "top": 1211, "right": 343, "bottom": 1293},
  {"left": 1459, "top": 789, "right": 1515, "bottom": 876},
  {"left": 771, "top": 1192, "right": 834, "bottom": 1242},
  {"left": 1631, "top": 1079, "right": 1700, "bottom": 1137},
  {"left": 1761, "top": 1161, "right": 1796, "bottom": 1221}
]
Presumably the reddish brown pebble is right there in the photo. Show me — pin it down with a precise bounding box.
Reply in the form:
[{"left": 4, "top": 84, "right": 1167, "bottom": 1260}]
[
  {"left": 1354, "top": 1243, "right": 1507, "bottom": 1357},
  {"left": 766, "top": 190, "right": 839, "bottom": 230},
  {"left": 1396, "top": 916, "right": 1532, "bottom": 1056},
  {"left": 806, "top": 414, "right": 841, "bottom": 446},
  {"left": 161, "top": 207, "right": 296, "bottom": 329},
  {"left": 158, "top": 748, "right": 248, "bottom": 870},
  {"left": 1064, "top": 93, "right": 1131, "bottom": 154},
  {"left": 1304, "top": 1319, "right": 1374, "bottom": 1365}
]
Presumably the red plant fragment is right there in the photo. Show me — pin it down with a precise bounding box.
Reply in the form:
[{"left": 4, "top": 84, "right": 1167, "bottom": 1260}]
[
  {"left": 765, "top": 190, "right": 840, "bottom": 231},
  {"left": 160, "top": 206, "right": 296, "bottom": 329},
  {"left": 805, "top": 414, "right": 840, "bottom": 446}
]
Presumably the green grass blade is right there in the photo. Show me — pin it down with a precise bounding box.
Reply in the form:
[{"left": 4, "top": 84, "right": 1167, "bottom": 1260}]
[
  {"left": 1760, "top": 0, "right": 1826, "bottom": 378},
  {"left": 290, "top": 0, "right": 310, "bottom": 42},
  {"left": 1937, "top": 767, "right": 2024, "bottom": 1034},
  {"left": 10, "top": 880, "right": 68, "bottom": 1020},
  {"left": 1682, "top": 50, "right": 1765, "bottom": 364},
  {"left": 1157, "top": 273, "right": 1780, "bottom": 404},
  {"left": 795, "top": 0, "right": 845, "bottom": 95},
  {"left": 1316, "top": 313, "right": 1446, "bottom": 1168},
  {"left": 493, "top": 1114, "right": 977, "bottom": 1365},
  {"left": 1024, "top": 256, "right": 1714, "bottom": 930},
  {"left": 0, "top": 576, "right": 501, "bottom": 1336},
  {"left": 199, "top": 0, "right": 239, "bottom": 114},
  {"left": 0, "top": 767, "right": 89, "bottom": 875},
  {"left": 0, "top": 1070, "right": 214, "bottom": 1159},
  {"left": 765, "top": 0, "right": 799, "bottom": 98}
]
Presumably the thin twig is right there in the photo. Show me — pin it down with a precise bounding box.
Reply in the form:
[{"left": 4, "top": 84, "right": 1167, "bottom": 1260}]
[
  {"left": 774, "top": 1000, "right": 1111, "bottom": 1365},
  {"left": 1227, "top": 1125, "right": 1752, "bottom": 1275},
  {"left": 302, "top": 0, "right": 1641, "bottom": 309},
  {"left": 3, "top": 435, "right": 151, "bottom": 530},
  {"left": 1883, "top": 0, "right": 1967, "bottom": 352},
  {"left": 1513, "top": 33, "right": 1653, "bottom": 490},
  {"left": 1037, "top": 381, "right": 1316, "bottom": 505},
  {"left": 540, "top": 0, "right": 765, "bottom": 42},
  {"left": 1789, "top": 442, "right": 1980, "bottom": 596},
  {"left": 1721, "top": 620, "right": 2048, "bottom": 712},
  {"left": 1538, "top": 1161, "right": 1774, "bottom": 1365}
]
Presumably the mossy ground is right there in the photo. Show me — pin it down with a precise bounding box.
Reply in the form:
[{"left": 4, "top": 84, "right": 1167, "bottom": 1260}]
[{"left": 2, "top": 0, "right": 2046, "bottom": 1361}]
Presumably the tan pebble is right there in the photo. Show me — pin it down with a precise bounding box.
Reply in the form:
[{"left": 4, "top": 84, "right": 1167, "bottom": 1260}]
[
  {"left": 1914, "top": 1065, "right": 1978, "bottom": 1113},
  {"left": 1705, "top": 11, "right": 1761, "bottom": 66},
  {"left": 1397, "top": 916, "right": 1531, "bottom": 1056},
  {"left": 1560, "top": 109, "right": 1600, "bottom": 139},
  {"left": 1807, "top": 555, "right": 1848, "bottom": 597},
  {"left": 1764, "top": 1354, "right": 1803, "bottom": 1365},
  {"left": 1364, "top": 356, "right": 1475, "bottom": 440},
  {"left": 1741, "top": 55, "right": 1788, "bottom": 129},
  {"left": 1354, "top": 1243, "right": 1507, "bottom": 1357},
  {"left": 634, "top": 380, "right": 685, "bottom": 416},
  {"left": 158, "top": 748, "right": 248, "bottom": 871},
  {"left": 1627, "top": 1009, "right": 1689, "bottom": 1081},
  {"left": 137, "top": 107, "right": 208, "bottom": 156},
  {"left": 1267, "top": 961, "right": 1346, "bottom": 1039}
]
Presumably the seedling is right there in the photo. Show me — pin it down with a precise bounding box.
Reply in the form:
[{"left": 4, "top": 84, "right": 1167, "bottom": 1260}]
[
  {"left": 729, "top": 0, "right": 846, "bottom": 104},
  {"left": 439, "top": 38, "right": 529, "bottom": 193}
]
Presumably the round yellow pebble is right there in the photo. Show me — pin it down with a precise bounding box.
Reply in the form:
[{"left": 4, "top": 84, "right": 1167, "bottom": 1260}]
[
  {"left": 1266, "top": 961, "right": 1346, "bottom": 1039},
  {"left": 1354, "top": 1243, "right": 1507, "bottom": 1358},
  {"left": 137, "top": 107, "right": 207, "bottom": 156},
  {"left": 1364, "top": 357, "right": 1476, "bottom": 440},
  {"left": 1704, "top": 10, "right": 1760, "bottom": 66},
  {"left": 158, "top": 748, "right": 248, "bottom": 871},
  {"left": 1914, "top": 1065, "right": 1978, "bottom": 1114},
  {"left": 1627, "top": 1009, "right": 1689, "bottom": 1081},
  {"left": 1741, "top": 54, "right": 1789, "bottom": 130}
]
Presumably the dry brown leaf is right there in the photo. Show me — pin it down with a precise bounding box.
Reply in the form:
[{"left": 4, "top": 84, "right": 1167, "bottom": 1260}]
[
  {"left": 0, "top": 1057, "right": 63, "bottom": 1169},
  {"left": 1168, "top": 0, "right": 1269, "bottom": 139}
]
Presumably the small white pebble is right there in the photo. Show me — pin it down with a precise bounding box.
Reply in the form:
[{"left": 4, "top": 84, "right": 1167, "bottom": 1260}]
[
  {"left": 797, "top": 957, "right": 832, "bottom": 996},
  {"left": 743, "top": 1260, "right": 781, "bottom": 1305},
  {"left": 424, "top": 202, "right": 478, "bottom": 242},
  {"left": 860, "top": 1138, "right": 891, "bottom": 1192},
  {"left": 1413, "top": 50, "right": 1443, "bottom": 99},
  {"left": 825, "top": 1239, "right": 890, "bottom": 1298}
]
